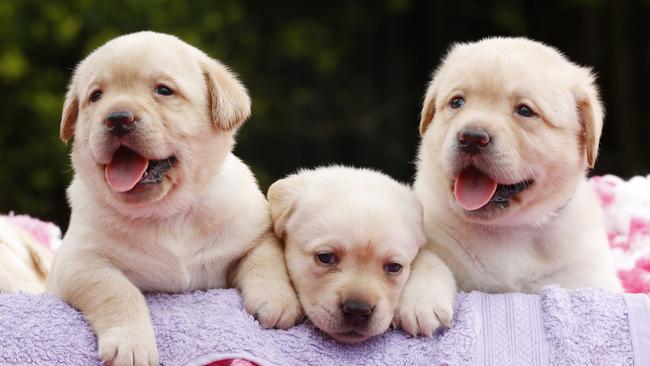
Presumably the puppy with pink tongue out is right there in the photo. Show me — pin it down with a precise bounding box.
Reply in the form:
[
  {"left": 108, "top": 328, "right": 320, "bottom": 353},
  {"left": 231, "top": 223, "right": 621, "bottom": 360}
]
[
  {"left": 48, "top": 32, "right": 302, "bottom": 366},
  {"left": 406, "top": 37, "right": 622, "bottom": 296}
]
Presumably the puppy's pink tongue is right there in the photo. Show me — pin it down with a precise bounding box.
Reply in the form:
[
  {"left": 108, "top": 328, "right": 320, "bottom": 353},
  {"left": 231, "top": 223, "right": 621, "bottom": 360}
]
[
  {"left": 454, "top": 166, "right": 498, "bottom": 211},
  {"left": 105, "top": 147, "right": 149, "bottom": 192}
]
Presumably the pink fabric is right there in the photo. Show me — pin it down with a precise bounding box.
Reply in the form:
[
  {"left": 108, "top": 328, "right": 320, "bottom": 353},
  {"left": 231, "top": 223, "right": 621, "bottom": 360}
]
[
  {"left": 591, "top": 175, "right": 617, "bottom": 208},
  {"left": 204, "top": 360, "right": 258, "bottom": 366},
  {"left": 590, "top": 175, "right": 650, "bottom": 294},
  {"left": 3, "top": 213, "right": 62, "bottom": 252}
]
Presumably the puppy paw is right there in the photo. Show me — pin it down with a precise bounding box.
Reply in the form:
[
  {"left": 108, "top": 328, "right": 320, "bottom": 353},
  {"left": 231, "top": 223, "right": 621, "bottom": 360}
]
[
  {"left": 241, "top": 279, "right": 304, "bottom": 330},
  {"left": 394, "top": 290, "right": 455, "bottom": 337},
  {"left": 98, "top": 325, "right": 159, "bottom": 366}
]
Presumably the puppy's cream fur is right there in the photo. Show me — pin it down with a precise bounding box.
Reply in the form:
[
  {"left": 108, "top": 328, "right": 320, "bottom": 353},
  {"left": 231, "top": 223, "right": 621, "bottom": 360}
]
[
  {"left": 268, "top": 166, "right": 455, "bottom": 342},
  {"left": 48, "top": 32, "right": 301, "bottom": 366},
  {"left": 413, "top": 37, "right": 621, "bottom": 293},
  {"left": 0, "top": 217, "right": 53, "bottom": 293}
]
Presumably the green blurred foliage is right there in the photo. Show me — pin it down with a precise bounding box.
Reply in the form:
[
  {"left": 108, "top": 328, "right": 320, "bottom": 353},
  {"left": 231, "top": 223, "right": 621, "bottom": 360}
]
[{"left": 0, "top": 0, "right": 648, "bottom": 230}]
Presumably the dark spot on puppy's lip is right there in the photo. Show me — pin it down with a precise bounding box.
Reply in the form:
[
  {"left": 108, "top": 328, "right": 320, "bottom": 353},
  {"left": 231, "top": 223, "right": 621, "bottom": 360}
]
[
  {"left": 138, "top": 156, "right": 177, "bottom": 185},
  {"left": 462, "top": 179, "right": 534, "bottom": 215},
  {"left": 490, "top": 179, "right": 534, "bottom": 205}
]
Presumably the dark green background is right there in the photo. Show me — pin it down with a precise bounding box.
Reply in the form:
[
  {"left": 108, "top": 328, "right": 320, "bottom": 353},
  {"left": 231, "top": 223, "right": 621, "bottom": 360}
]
[{"left": 1, "top": 0, "right": 648, "bottom": 230}]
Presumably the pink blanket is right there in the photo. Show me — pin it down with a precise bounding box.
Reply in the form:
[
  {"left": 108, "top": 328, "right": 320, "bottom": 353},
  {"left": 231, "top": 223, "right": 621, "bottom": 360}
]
[{"left": 591, "top": 175, "right": 650, "bottom": 294}]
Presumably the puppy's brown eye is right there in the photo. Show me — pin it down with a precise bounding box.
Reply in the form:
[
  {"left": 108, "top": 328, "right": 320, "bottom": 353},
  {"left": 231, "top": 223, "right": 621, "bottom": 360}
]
[
  {"left": 316, "top": 252, "right": 336, "bottom": 266},
  {"left": 154, "top": 84, "right": 174, "bottom": 96},
  {"left": 383, "top": 263, "right": 402, "bottom": 275},
  {"left": 516, "top": 104, "right": 535, "bottom": 117},
  {"left": 450, "top": 96, "right": 465, "bottom": 109},
  {"left": 90, "top": 90, "right": 103, "bottom": 103}
]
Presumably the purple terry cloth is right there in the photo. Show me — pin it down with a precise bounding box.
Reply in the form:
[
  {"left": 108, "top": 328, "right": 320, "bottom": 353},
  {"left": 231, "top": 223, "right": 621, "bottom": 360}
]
[
  {"left": 540, "top": 286, "right": 640, "bottom": 366},
  {"left": 0, "top": 290, "right": 473, "bottom": 366},
  {"left": 0, "top": 288, "right": 648, "bottom": 366}
]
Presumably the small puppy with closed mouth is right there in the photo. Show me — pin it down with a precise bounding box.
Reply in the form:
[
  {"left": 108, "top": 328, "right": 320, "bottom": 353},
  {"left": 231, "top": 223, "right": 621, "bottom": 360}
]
[
  {"left": 48, "top": 31, "right": 301, "bottom": 366},
  {"left": 410, "top": 37, "right": 621, "bottom": 295},
  {"left": 268, "top": 166, "right": 456, "bottom": 343}
]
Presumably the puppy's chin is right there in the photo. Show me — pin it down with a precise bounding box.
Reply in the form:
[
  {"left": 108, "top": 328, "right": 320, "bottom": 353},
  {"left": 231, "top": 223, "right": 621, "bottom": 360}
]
[
  {"left": 329, "top": 331, "right": 373, "bottom": 344},
  {"left": 305, "top": 303, "right": 392, "bottom": 344},
  {"left": 107, "top": 169, "right": 177, "bottom": 205},
  {"left": 314, "top": 320, "right": 380, "bottom": 344}
]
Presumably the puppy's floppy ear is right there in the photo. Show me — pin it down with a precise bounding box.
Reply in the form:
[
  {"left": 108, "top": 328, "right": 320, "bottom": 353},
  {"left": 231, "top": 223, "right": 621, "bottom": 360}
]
[
  {"left": 60, "top": 80, "right": 79, "bottom": 143},
  {"left": 573, "top": 69, "right": 604, "bottom": 169},
  {"left": 200, "top": 56, "right": 251, "bottom": 131},
  {"left": 419, "top": 82, "right": 436, "bottom": 136},
  {"left": 267, "top": 175, "right": 304, "bottom": 239}
]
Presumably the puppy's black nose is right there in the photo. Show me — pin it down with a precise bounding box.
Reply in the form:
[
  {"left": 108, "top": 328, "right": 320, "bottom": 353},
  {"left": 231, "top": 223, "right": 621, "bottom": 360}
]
[
  {"left": 458, "top": 128, "right": 490, "bottom": 155},
  {"left": 341, "top": 300, "right": 373, "bottom": 327},
  {"left": 105, "top": 111, "right": 136, "bottom": 136}
]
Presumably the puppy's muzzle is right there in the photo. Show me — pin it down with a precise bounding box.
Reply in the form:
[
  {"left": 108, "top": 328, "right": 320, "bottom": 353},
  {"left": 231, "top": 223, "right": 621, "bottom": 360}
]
[
  {"left": 341, "top": 299, "right": 373, "bottom": 327},
  {"left": 458, "top": 128, "right": 491, "bottom": 155},
  {"left": 105, "top": 111, "right": 136, "bottom": 137}
]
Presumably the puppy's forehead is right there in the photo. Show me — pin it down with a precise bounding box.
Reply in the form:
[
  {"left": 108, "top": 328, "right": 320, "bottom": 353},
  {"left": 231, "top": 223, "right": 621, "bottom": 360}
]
[
  {"left": 437, "top": 39, "right": 576, "bottom": 93},
  {"left": 298, "top": 199, "right": 423, "bottom": 259},
  {"left": 441, "top": 52, "right": 558, "bottom": 95},
  {"left": 75, "top": 33, "right": 202, "bottom": 88},
  {"left": 446, "top": 38, "right": 569, "bottom": 71}
]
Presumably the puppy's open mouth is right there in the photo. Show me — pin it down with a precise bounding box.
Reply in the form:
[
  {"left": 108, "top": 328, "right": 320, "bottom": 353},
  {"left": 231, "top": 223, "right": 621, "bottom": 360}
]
[
  {"left": 104, "top": 146, "right": 177, "bottom": 193},
  {"left": 454, "top": 165, "right": 533, "bottom": 211}
]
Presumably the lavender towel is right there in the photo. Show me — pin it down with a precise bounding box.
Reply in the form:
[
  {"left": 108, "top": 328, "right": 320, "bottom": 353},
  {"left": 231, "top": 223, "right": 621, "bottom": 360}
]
[{"left": 0, "top": 288, "right": 648, "bottom": 366}]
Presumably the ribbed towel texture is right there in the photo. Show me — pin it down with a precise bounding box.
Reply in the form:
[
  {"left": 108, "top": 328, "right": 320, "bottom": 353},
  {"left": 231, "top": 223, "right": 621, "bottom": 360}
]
[{"left": 0, "top": 287, "right": 648, "bottom": 366}]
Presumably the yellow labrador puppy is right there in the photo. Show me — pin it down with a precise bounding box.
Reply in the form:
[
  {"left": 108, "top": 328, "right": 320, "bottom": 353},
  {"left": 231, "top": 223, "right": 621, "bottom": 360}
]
[
  {"left": 412, "top": 37, "right": 621, "bottom": 295},
  {"left": 268, "top": 166, "right": 456, "bottom": 342},
  {"left": 48, "top": 32, "right": 301, "bottom": 366}
]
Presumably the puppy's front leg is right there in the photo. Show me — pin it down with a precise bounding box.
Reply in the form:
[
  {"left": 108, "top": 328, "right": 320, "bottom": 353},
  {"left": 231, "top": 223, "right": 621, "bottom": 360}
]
[
  {"left": 49, "top": 251, "right": 158, "bottom": 366},
  {"left": 394, "top": 248, "right": 457, "bottom": 336},
  {"left": 229, "top": 231, "right": 303, "bottom": 329}
]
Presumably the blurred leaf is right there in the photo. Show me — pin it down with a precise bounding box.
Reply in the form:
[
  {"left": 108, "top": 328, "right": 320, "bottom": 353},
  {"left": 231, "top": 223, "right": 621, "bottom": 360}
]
[{"left": 0, "top": 49, "right": 29, "bottom": 81}]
